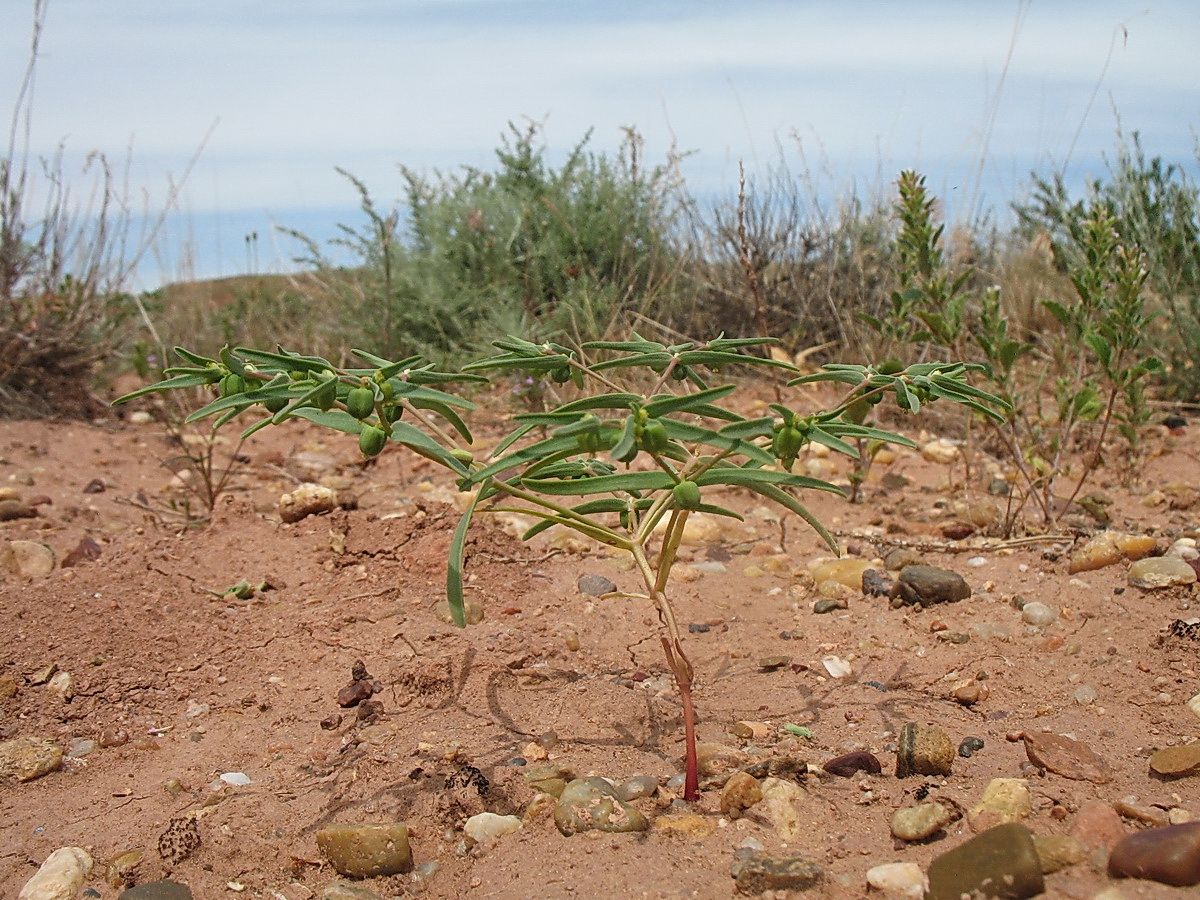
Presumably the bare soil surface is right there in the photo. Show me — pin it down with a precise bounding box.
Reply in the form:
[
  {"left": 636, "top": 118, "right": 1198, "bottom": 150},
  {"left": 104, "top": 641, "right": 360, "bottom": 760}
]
[{"left": 2, "top": 394, "right": 1199, "bottom": 899}]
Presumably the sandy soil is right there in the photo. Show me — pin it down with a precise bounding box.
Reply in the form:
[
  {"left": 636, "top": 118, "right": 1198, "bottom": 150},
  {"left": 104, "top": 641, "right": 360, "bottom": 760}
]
[{"left": 1, "top": 396, "right": 1198, "bottom": 899}]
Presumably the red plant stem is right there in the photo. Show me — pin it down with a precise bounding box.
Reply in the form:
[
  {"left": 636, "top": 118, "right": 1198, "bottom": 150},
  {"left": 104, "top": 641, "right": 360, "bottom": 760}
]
[{"left": 662, "top": 636, "right": 699, "bottom": 801}]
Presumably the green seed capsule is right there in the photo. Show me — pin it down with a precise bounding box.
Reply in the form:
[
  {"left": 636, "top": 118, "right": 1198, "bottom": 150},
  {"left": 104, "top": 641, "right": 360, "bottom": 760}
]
[
  {"left": 450, "top": 448, "right": 475, "bottom": 465},
  {"left": 263, "top": 396, "right": 289, "bottom": 414},
  {"left": 672, "top": 480, "right": 702, "bottom": 510},
  {"left": 346, "top": 386, "right": 376, "bottom": 420},
  {"left": 637, "top": 419, "right": 669, "bottom": 454},
  {"left": 358, "top": 424, "right": 388, "bottom": 458},
  {"left": 551, "top": 366, "right": 573, "bottom": 384},
  {"left": 312, "top": 379, "right": 337, "bottom": 411},
  {"left": 219, "top": 373, "right": 247, "bottom": 397},
  {"left": 877, "top": 359, "right": 905, "bottom": 375}
]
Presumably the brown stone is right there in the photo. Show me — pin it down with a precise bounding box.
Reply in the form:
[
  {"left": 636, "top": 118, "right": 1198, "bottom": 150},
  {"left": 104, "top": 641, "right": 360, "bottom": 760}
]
[
  {"left": 1022, "top": 731, "right": 1113, "bottom": 783},
  {"left": 1150, "top": 742, "right": 1200, "bottom": 777},
  {"left": 1108, "top": 822, "right": 1200, "bottom": 887},
  {"left": 822, "top": 750, "right": 882, "bottom": 777},
  {"left": 896, "top": 723, "right": 954, "bottom": 777},
  {"left": 1071, "top": 800, "right": 1127, "bottom": 851}
]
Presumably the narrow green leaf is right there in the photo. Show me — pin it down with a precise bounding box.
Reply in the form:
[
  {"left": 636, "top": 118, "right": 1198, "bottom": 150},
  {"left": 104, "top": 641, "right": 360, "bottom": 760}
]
[
  {"left": 113, "top": 373, "right": 216, "bottom": 404},
  {"left": 446, "top": 490, "right": 482, "bottom": 627},
  {"left": 744, "top": 482, "right": 840, "bottom": 552},
  {"left": 521, "top": 470, "right": 677, "bottom": 496},
  {"left": 643, "top": 384, "right": 736, "bottom": 417}
]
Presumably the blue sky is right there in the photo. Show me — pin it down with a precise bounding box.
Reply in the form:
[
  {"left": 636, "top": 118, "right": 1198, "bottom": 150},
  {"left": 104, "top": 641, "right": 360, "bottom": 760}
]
[{"left": 3, "top": 0, "right": 1198, "bottom": 287}]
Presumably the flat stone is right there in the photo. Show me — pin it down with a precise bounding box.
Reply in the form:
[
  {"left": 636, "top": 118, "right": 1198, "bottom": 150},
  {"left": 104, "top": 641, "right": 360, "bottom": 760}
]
[
  {"left": 926, "top": 823, "right": 1044, "bottom": 900},
  {"left": 1, "top": 540, "right": 55, "bottom": 577},
  {"left": 119, "top": 882, "right": 193, "bottom": 900},
  {"left": 1034, "top": 834, "right": 1086, "bottom": 874},
  {"left": 0, "top": 737, "right": 63, "bottom": 782},
  {"left": 18, "top": 847, "right": 92, "bottom": 900},
  {"left": 1071, "top": 800, "right": 1127, "bottom": 851},
  {"left": 730, "top": 851, "right": 822, "bottom": 894},
  {"left": 1068, "top": 531, "right": 1157, "bottom": 573},
  {"left": 1108, "top": 821, "right": 1200, "bottom": 887},
  {"left": 865, "top": 861, "right": 926, "bottom": 898},
  {"left": 695, "top": 742, "right": 749, "bottom": 777},
  {"left": 891, "top": 802, "right": 954, "bottom": 841},
  {"left": 314, "top": 823, "right": 412, "bottom": 878},
  {"left": 0, "top": 499, "right": 36, "bottom": 521},
  {"left": 1150, "top": 742, "right": 1200, "bottom": 777},
  {"left": 654, "top": 813, "right": 717, "bottom": 839},
  {"left": 897, "top": 565, "right": 970, "bottom": 607},
  {"left": 613, "top": 774, "right": 658, "bottom": 801},
  {"left": 822, "top": 750, "right": 882, "bottom": 777},
  {"left": 1023, "top": 731, "right": 1113, "bottom": 783},
  {"left": 810, "top": 557, "right": 873, "bottom": 590},
  {"left": 553, "top": 777, "right": 648, "bottom": 836},
  {"left": 577, "top": 573, "right": 617, "bottom": 596},
  {"left": 463, "top": 812, "right": 521, "bottom": 843},
  {"left": 759, "top": 776, "right": 810, "bottom": 842},
  {"left": 895, "top": 723, "right": 954, "bottom": 777},
  {"left": 1129, "top": 556, "right": 1198, "bottom": 588}
]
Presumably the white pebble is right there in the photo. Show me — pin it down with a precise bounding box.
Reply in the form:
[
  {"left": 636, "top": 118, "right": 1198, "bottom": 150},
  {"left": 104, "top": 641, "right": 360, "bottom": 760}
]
[
  {"left": 1073, "top": 685, "right": 1098, "bottom": 705},
  {"left": 822, "top": 655, "right": 853, "bottom": 678},
  {"left": 865, "top": 861, "right": 926, "bottom": 898},
  {"left": 1021, "top": 601, "right": 1057, "bottom": 626},
  {"left": 1189, "top": 694, "right": 1200, "bottom": 721},
  {"left": 966, "top": 556, "right": 988, "bottom": 568},
  {"left": 219, "top": 772, "right": 252, "bottom": 786},
  {"left": 18, "top": 847, "right": 92, "bottom": 900},
  {"left": 463, "top": 812, "right": 522, "bottom": 843}
]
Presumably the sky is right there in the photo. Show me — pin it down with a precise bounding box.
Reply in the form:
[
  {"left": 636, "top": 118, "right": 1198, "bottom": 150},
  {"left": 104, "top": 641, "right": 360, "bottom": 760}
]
[{"left": 2, "top": 0, "right": 1198, "bottom": 289}]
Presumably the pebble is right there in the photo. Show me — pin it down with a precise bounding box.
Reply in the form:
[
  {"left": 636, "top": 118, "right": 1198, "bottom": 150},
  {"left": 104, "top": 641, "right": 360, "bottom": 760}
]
[
  {"left": 957, "top": 737, "right": 985, "bottom": 758},
  {"left": 577, "top": 573, "right": 617, "bottom": 596},
  {"left": 1107, "top": 821, "right": 1200, "bottom": 887},
  {"left": 524, "top": 764, "right": 573, "bottom": 797},
  {"left": 1190, "top": 693, "right": 1200, "bottom": 721},
  {"left": 816, "top": 579, "right": 857, "bottom": 600},
  {"left": 613, "top": 774, "right": 658, "bottom": 801},
  {"left": 654, "top": 813, "right": 717, "bottom": 839},
  {"left": 921, "top": 438, "right": 960, "bottom": 465},
  {"left": 1114, "top": 798, "right": 1169, "bottom": 828},
  {"left": 822, "top": 655, "right": 852, "bottom": 678},
  {"left": 1, "top": 540, "right": 56, "bottom": 577},
  {"left": 1150, "top": 742, "right": 1200, "bottom": 777},
  {"left": 1073, "top": 685, "right": 1099, "bottom": 705},
  {"left": 884, "top": 548, "right": 926, "bottom": 570},
  {"left": 1020, "top": 601, "right": 1056, "bottom": 626},
  {"left": 720, "top": 771, "right": 763, "bottom": 818},
  {"left": 810, "top": 557, "right": 873, "bottom": 590},
  {"left": 0, "top": 737, "right": 63, "bottom": 782},
  {"left": 1129, "top": 556, "right": 1198, "bottom": 588},
  {"left": 1067, "top": 531, "right": 1157, "bottom": 573},
  {"left": 278, "top": 483, "right": 337, "bottom": 523},
  {"left": 1033, "top": 834, "right": 1086, "bottom": 874},
  {"left": 730, "top": 850, "right": 823, "bottom": 894},
  {"left": 553, "top": 777, "right": 649, "bottom": 836},
  {"left": 865, "top": 861, "right": 926, "bottom": 898},
  {"left": 1023, "top": 731, "right": 1113, "bottom": 783},
  {"left": 463, "top": 812, "right": 522, "bottom": 843},
  {"left": 812, "top": 597, "right": 848, "bottom": 614},
  {"left": 891, "top": 802, "right": 954, "bottom": 841},
  {"left": 320, "top": 883, "right": 383, "bottom": 900},
  {"left": 759, "top": 777, "right": 810, "bottom": 841},
  {"left": 1071, "top": 800, "right": 1127, "bottom": 851},
  {"left": 895, "top": 723, "right": 954, "bottom": 778},
  {"left": 314, "top": 823, "right": 412, "bottom": 877},
  {"left": 695, "top": 742, "right": 750, "bottom": 777},
  {"left": 0, "top": 498, "right": 37, "bottom": 521},
  {"left": 118, "top": 882, "right": 193, "bottom": 900},
  {"left": 968, "top": 778, "right": 1031, "bottom": 830},
  {"left": 822, "top": 750, "right": 882, "bottom": 777},
  {"left": 433, "top": 598, "right": 484, "bottom": 625},
  {"left": 926, "top": 823, "right": 1044, "bottom": 900},
  {"left": 18, "top": 847, "right": 92, "bottom": 900},
  {"left": 896, "top": 565, "right": 970, "bottom": 607}
]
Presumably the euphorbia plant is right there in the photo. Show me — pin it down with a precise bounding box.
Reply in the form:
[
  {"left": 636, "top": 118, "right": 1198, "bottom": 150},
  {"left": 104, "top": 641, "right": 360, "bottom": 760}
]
[{"left": 116, "top": 335, "right": 1004, "bottom": 801}]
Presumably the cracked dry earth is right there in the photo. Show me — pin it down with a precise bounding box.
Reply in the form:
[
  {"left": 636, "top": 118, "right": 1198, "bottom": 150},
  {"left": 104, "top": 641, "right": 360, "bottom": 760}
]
[{"left": 1, "top": 400, "right": 1199, "bottom": 900}]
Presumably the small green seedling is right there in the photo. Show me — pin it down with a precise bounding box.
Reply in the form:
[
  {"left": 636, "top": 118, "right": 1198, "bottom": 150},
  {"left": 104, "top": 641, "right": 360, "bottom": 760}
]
[{"left": 116, "top": 334, "right": 1004, "bottom": 800}]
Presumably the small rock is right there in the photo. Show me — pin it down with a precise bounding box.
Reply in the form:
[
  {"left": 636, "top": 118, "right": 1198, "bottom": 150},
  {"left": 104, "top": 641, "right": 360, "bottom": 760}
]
[
  {"left": 926, "top": 823, "right": 1044, "bottom": 900},
  {"left": 757, "top": 656, "right": 790, "bottom": 671},
  {"left": 1190, "top": 693, "right": 1200, "bottom": 721},
  {"left": 553, "top": 777, "right": 649, "bottom": 836},
  {"left": 720, "top": 772, "right": 763, "bottom": 818},
  {"left": 892, "top": 802, "right": 954, "bottom": 841},
  {"left": 1, "top": 540, "right": 56, "bottom": 577},
  {"left": 18, "top": 847, "right": 92, "bottom": 900},
  {"left": 822, "top": 750, "right": 882, "bottom": 777},
  {"left": 61, "top": 537, "right": 102, "bottom": 568},
  {"left": 822, "top": 655, "right": 852, "bottom": 678},
  {"left": 759, "top": 777, "right": 810, "bottom": 841},
  {"left": 896, "top": 723, "right": 954, "bottom": 778},
  {"left": 463, "top": 812, "right": 522, "bottom": 843},
  {"left": 320, "top": 883, "right": 383, "bottom": 900},
  {"left": 1020, "top": 601, "right": 1057, "bottom": 626},
  {"left": 810, "top": 557, "right": 873, "bottom": 589},
  {"left": 1107, "top": 821, "right": 1200, "bottom": 887},
  {"left": 958, "top": 737, "right": 985, "bottom": 758},
  {"left": 968, "top": 778, "right": 1031, "bottom": 830},
  {"left": 654, "top": 813, "right": 717, "bottom": 839},
  {"left": 1068, "top": 531, "right": 1157, "bottom": 574},
  {"left": 1033, "top": 834, "right": 1086, "bottom": 874},
  {"left": 0, "top": 673, "right": 17, "bottom": 698},
  {"left": 577, "top": 573, "right": 617, "bottom": 596},
  {"left": 0, "top": 499, "right": 37, "bottom": 521},
  {"left": 1129, "top": 556, "right": 1198, "bottom": 588},
  {"left": 613, "top": 774, "right": 658, "bottom": 802},
  {"left": 118, "top": 882, "right": 193, "bottom": 900},
  {"left": 813, "top": 596, "right": 848, "bottom": 614},
  {"left": 695, "top": 742, "right": 749, "bottom": 777},
  {"left": 862, "top": 568, "right": 893, "bottom": 597},
  {"left": 921, "top": 438, "right": 960, "bottom": 465},
  {"left": 1071, "top": 799, "right": 1127, "bottom": 851},
  {"left": 524, "top": 764, "right": 572, "bottom": 798},
  {"left": 865, "top": 861, "right": 926, "bottom": 898},
  {"left": 884, "top": 548, "right": 926, "bottom": 570},
  {"left": 1150, "top": 742, "right": 1200, "bottom": 777},
  {"left": 279, "top": 483, "right": 337, "bottom": 524},
  {"left": 433, "top": 598, "right": 484, "bottom": 625},
  {"left": 896, "top": 565, "right": 970, "bottom": 606},
  {"left": 730, "top": 851, "right": 822, "bottom": 894},
  {"left": 1114, "top": 798, "right": 1169, "bottom": 828},
  {"left": 952, "top": 680, "right": 987, "bottom": 705},
  {"left": 1023, "top": 731, "right": 1113, "bottom": 783},
  {"left": 315, "top": 823, "right": 413, "bottom": 877},
  {"left": 0, "top": 737, "right": 63, "bottom": 781},
  {"left": 46, "top": 671, "right": 74, "bottom": 701}
]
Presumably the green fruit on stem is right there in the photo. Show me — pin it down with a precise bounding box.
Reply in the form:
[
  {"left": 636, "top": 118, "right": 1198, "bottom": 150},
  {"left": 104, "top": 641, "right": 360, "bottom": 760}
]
[
  {"left": 346, "top": 386, "right": 376, "bottom": 420},
  {"left": 358, "top": 424, "right": 388, "bottom": 458},
  {"left": 551, "top": 366, "right": 573, "bottom": 384},
  {"left": 263, "top": 396, "right": 289, "bottom": 414},
  {"left": 312, "top": 379, "right": 337, "bottom": 411},
  {"left": 219, "top": 373, "right": 247, "bottom": 397},
  {"left": 637, "top": 419, "right": 669, "bottom": 454},
  {"left": 877, "top": 359, "right": 905, "bottom": 375},
  {"left": 672, "top": 480, "right": 702, "bottom": 510},
  {"left": 450, "top": 448, "right": 475, "bottom": 465}
]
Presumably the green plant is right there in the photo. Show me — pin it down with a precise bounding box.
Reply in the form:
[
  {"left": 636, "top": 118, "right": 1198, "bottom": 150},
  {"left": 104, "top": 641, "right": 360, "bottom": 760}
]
[{"left": 116, "top": 332, "right": 1003, "bottom": 801}]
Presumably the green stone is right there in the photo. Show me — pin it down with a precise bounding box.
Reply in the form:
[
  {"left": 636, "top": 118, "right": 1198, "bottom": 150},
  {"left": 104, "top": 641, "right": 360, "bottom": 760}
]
[
  {"left": 927, "top": 822, "right": 1044, "bottom": 900},
  {"left": 315, "top": 823, "right": 412, "bottom": 878}
]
